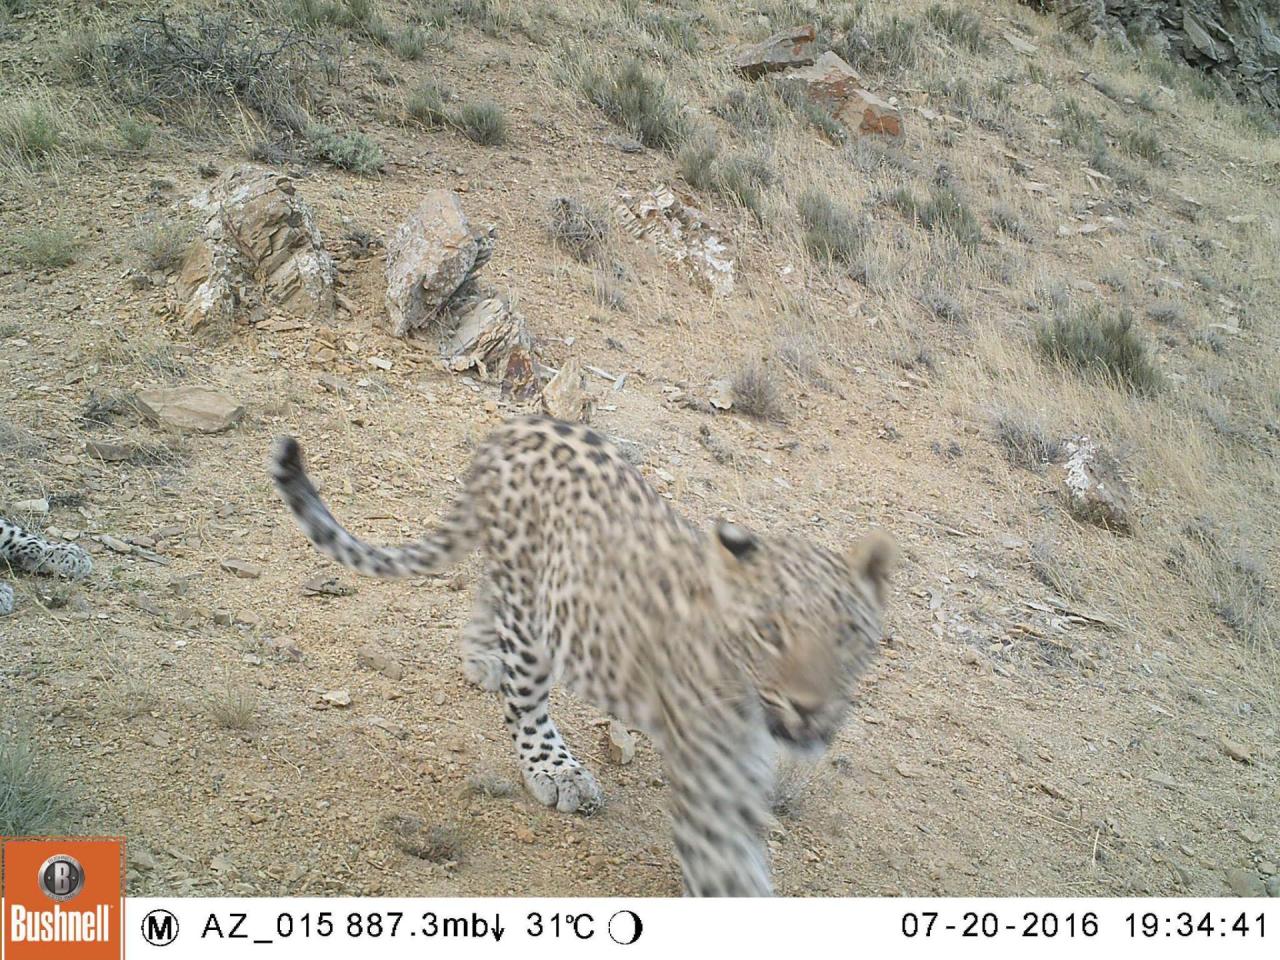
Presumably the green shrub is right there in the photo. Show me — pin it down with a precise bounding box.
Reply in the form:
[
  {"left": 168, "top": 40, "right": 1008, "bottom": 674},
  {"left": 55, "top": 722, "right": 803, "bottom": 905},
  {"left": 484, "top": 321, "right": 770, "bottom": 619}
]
[
  {"left": 581, "top": 57, "right": 688, "bottom": 150},
  {"left": 797, "top": 188, "right": 864, "bottom": 264},
  {"left": 118, "top": 115, "right": 154, "bottom": 151},
  {"left": 1036, "top": 305, "right": 1161, "bottom": 395},
  {"left": 10, "top": 227, "right": 79, "bottom": 269},
  {"left": 307, "top": 124, "right": 383, "bottom": 174},
  {"left": 925, "top": 4, "right": 986, "bottom": 52},
  {"left": 889, "top": 183, "right": 982, "bottom": 250},
  {"left": 393, "top": 26, "right": 428, "bottom": 60},
  {"left": 456, "top": 101, "right": 508, "bottom": 146},
  {"left": 406, "top": 79, "right": 451, "bottom": 127},
  {"left": 0, "top": 100, "right": 61, "bottom": 167}
]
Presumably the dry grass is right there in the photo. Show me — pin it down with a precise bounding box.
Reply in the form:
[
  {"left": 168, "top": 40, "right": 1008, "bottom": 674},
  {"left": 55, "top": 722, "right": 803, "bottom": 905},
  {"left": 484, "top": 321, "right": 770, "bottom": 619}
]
[
  {"left": 731, "top": 361, "right": 783, "bottom": 421},
  {"left": 384, "top": 813, "right": 467, "bottom": 862},
  {"left": 209, "top": 681, "right": 258, "bottom": 730},
  {"left": 0, "top": 733, "right": 70, "bottom": 836},
  {"left": 547, "top": 196, "right": 608, "bottom": 262},
  {"left": 134, "top": 220, "right": 191, "bottom": 273}
]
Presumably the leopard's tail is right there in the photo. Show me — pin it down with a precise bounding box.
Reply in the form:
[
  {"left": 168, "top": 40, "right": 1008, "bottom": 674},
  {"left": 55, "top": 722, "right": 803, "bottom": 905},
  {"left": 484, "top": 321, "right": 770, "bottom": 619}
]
[{"left": 270, "top": 436, "right": 481, "bottom": 579}]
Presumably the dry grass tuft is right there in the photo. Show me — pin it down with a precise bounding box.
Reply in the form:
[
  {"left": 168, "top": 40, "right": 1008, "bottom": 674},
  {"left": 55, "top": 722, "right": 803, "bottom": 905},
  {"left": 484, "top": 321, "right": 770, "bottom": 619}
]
[
  {"left": 1036, "top": 305, "right": 1162, "bottom": 396},
  {"left": 580, "top": 57, "right": 688, "bottom": 150},
  {"left": 0, "top": 733, "right": 70, "bottom": 836},
  {"left": 384, "top": 813, "right": 467, "bottom": 862},
  {"left": 731, "top": 361, "right": 783, "bottom": 421},
  {"left": 547, "top": 196, "right": 608, "bottom": 262},
  {"left": 209, "top": 681, "right": 258, "bottom": 730}
]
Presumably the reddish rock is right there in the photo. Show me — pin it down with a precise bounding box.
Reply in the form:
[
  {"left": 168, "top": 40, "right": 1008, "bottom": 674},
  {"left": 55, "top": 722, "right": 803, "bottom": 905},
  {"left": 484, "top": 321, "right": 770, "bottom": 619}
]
[
  {"left": 777, "top": 51, "right": 903, "bottom": 137},
  {"left": 734, "top": 24, "right": 817, "bottom": 79}
]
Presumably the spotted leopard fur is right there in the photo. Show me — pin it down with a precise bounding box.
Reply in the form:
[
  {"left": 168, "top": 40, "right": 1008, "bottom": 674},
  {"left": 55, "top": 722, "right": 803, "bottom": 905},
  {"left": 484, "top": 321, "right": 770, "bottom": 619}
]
[
  {"left": 0, "top": 517, "right": 93, "bottom": 615},
  {"left": 271, "top": 416, "right": 894, "bottom": 896}
]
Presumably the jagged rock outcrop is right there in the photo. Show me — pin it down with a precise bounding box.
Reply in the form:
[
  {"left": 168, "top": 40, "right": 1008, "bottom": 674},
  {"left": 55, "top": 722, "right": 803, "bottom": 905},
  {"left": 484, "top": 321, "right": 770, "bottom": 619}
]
[
  {"left": 1025, "top": 1, "right": 1280, "bottom": 110},
  {"left": 176, "top": 166, "right": 334, "bottom": 332}
]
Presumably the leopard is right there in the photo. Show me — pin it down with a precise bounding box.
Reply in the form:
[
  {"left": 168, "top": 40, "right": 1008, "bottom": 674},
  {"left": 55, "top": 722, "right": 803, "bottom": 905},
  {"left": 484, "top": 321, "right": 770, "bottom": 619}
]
[
  {"left": 0, "top": 517, "right": 94, "bottom": 616},
  {"left": 270, "top": 415, "right": 895, "bottom": 896}
]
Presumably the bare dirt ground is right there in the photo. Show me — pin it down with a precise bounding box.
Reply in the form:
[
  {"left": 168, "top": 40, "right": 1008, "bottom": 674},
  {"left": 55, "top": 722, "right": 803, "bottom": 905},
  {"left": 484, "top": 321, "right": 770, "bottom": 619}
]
[{"left": 1, "top": 0, "right": 1277, "bottom": 897}]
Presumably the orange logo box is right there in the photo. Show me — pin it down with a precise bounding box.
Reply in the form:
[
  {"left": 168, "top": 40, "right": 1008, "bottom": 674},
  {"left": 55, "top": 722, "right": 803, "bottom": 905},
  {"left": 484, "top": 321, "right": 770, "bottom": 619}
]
[{"left": 2, "top": 837, "right": 124, "bottom": 960}]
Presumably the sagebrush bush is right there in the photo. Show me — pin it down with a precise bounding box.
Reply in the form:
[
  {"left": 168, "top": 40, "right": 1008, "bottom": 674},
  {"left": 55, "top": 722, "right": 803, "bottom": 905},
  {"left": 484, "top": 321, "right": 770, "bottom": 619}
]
[
  {"left": 10, "top": 227, "right": 79, "bottom": 269},
  {"left": 406, "top": 79, "right": 451, "bottom": 127},
  {"left": 456, "top": 101, "right": 507, "bottom": 146},
  {"left": 0, "top": 99, "right": 61, "bottom": 167},
  {"left": 925, "top": 4, "right": 986, "bottom": 52},
  {"left": 307, "top": 123, "right": 382, "bottom": 173},
  {"left": 1036, "top": 305, "right": 1161, "bottom": 394},
  {"left": 888, "top": 184, "right": 982, "bottom": 250},
  {"left": 581, "top": 57, "right": 688, "bottom": 150},
  {"left": 135, "top": 221, "right": 191, "bottom": 273},
  {"left": 797, "top": 188, "right": 864, "bottom": 264}
]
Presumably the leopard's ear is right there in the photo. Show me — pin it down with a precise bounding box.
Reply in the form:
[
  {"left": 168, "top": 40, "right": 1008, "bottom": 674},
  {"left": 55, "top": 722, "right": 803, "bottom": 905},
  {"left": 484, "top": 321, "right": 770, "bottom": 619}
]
[
  {"left": 714, "top": 520, "right": 759, "bottom": 562},
  {"left": 847, "top": 529, "right": 896, "bottom": 607}
]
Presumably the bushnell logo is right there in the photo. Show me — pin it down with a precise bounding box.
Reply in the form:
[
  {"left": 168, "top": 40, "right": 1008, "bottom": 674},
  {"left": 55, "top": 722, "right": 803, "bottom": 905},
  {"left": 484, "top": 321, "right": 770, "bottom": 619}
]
[{"left": 37, "top": 854, "right": 86, "bottom": 903}]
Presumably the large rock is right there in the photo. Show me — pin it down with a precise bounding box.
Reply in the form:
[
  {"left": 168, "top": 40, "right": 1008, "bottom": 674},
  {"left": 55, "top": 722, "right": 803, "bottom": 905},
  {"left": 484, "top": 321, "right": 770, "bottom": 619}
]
[
  {"left": 1022, "top": 1, "right": 1280, "bottom": 109},
  {"left": 136, "top": 386, "right": 244, "bottom": 434},
  {"left": 734, "top": 24, "right": 817, "bottom": 79},
  {"left": 442, "top": 295, "right": 532, "bottom": 377},
  {"left": 176, "top": 166, "right": 334, "bottom": 332},
  {"left": 384, "top": 190, "right": 496, "bottom": 338},
  {"left": 776, "top": 51, "right": 903, "bottom": 136},
  {"left": 1057, "top": 437, "right": 1134, "bottom": 532}
]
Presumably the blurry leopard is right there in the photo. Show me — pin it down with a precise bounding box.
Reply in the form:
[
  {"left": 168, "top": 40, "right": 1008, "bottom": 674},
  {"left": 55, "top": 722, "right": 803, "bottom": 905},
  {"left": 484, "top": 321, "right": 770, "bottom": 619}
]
[
  {"left": 270, "top": 416, "right": 895, "bottom": 896},
  {"left": 0, "top": 517, "right": 93, "bottom": 615}
]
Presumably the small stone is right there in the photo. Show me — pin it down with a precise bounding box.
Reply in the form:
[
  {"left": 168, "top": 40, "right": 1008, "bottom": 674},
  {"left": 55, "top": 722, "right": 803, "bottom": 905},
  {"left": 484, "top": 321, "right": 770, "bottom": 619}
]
[
  {"left": 136, "top": 386, "right": 244, "bottom": 434},
  {"left": 85, "top": 440, "right": 138, "bottom": 462},
  {"left": 357, "top": 645, "right": 405, "bottom": 681},
  {"left": 213, "top": 609, "right": 233, "bottom": 626},
  {"left": 894, "top": 761, "right": 927, "bottom": 779},
  {"left": 1221, "top": 738, "right": 1253, "bottom": 763},
  {"left": 606, "top": 720, "right": 636, "bottom": 765},
  {"left": 1267, "top": 876, "right": 1280, "bottom": 897},
  {"left": 131, "top": 847, "right": 158, "bottom": 872},
  {"left": 1037, "top": 779, "right": 1069, "bottom": 800},
  {"left": 321, "top": 689, "right": 352, "bottom": 708},
  {"left": 709, "top": 379, "right": 734, "bottom": 410},
  {"left": 247, "top": 811, "right": 267, "bottom": 825},
  {"left": 147, "top": 732, "right": 171, "bottom": 749},
  {"left": 1225, "top": 867, "right": 1266, "bottom": 897},
  {"left": 220, "top": 558, "right": 263, "bottom": 579},
  {"left": 733, "top": 23, "right": 817, "bottom": 79},
  {"left": 266, "top": 637, "right": 304, "bottom": 661},
  {"left": 12, "top": 498, "right": 49, "bottom": 515},
  {"left": 514, "top": 825, "right": 535, "bottom": 844},
  {"left": 234, "top": 609, "right": 262, "bottom": 628}
]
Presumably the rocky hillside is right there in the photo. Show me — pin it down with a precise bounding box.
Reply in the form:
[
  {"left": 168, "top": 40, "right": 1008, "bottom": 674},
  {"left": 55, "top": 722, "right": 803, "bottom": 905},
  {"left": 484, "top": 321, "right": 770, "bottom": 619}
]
[{"left": 1, "top": 0, "right": 1277, "bottom": 897}]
